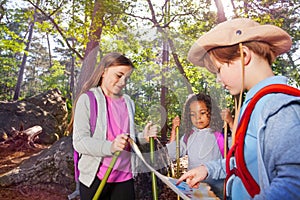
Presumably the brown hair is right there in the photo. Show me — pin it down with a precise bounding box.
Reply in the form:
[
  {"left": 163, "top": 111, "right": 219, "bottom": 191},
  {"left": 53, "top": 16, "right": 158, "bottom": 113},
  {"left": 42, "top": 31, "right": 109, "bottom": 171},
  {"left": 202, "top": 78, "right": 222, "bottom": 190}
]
[
  {"left": 209, "top": 41, "right": 277, "bottom": 65},
  {"left": 67, "top": 52, "right": 134, "bottom": 134}
]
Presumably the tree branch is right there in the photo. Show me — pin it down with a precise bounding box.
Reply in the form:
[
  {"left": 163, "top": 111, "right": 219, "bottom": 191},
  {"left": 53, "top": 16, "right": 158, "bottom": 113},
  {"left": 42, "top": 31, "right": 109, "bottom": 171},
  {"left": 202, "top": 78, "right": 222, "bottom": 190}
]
[
  {"left": 25, "top": 0, "right": 83, "bottom": 60},
  {"left": 167, "top": 38, "right": 193, "bottom": 94}
]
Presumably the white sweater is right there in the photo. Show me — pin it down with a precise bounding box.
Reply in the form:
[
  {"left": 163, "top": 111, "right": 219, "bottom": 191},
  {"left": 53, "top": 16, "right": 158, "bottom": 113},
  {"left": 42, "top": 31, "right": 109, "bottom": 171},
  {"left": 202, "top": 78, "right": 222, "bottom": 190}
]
[
  {"left": 166, "top": 127, "right": 222, "bottom": 170},
  {"left": 73, "top": 87, "right": 146, "bottom": 187}
]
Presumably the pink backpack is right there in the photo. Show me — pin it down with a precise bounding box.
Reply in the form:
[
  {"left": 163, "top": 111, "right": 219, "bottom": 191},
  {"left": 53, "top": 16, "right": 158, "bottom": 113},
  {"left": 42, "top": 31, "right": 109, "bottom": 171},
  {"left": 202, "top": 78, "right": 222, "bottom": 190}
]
[
  {"left": 73, "top": 91, "right": 98, "bottom": 181},
  {"left": 213, "top": 131, "right": 224, "bottom": 158},
  {"left": 68, "top": 91, "right": 97, "bottom": 200}
]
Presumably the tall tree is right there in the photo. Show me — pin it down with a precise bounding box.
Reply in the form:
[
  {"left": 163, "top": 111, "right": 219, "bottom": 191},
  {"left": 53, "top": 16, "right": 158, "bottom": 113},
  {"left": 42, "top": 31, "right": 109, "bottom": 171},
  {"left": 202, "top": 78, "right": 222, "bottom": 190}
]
[
  {"left": 75, "top": 0, "right": 104, "bottom": 98},
  {"left": 13, "top": 3, "right": 38, "bottom": 100},
  {"left": 214, "top": 0, "right": 226, "bottom": 23},
  {"left": 160, "top": 0, "right": 170, "bottom": 143},
  {"left": 124, "top": 0, "right": 214, "bottom": 138}
]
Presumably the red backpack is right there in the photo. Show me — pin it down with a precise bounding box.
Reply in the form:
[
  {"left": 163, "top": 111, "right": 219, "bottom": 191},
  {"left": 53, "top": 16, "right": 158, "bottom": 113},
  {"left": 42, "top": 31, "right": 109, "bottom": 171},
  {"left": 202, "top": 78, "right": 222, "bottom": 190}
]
[
  {"left": 225, "top": 84, "right": 300, "bottom": 198},
  {"left": 68, "top": 91, "right": 98, "bottom": 200}
]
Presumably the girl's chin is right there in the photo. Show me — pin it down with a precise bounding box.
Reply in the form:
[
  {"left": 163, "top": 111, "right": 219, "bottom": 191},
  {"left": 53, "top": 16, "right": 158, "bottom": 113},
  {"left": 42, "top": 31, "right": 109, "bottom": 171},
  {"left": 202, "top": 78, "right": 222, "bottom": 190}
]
[{"left": 195, "top": 125, "right": 208, "bottom": 129}]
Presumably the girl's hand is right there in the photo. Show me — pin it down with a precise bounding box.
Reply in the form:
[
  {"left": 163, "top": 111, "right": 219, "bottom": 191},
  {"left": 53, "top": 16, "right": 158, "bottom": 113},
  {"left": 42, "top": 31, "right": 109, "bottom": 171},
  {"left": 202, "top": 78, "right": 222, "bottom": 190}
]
[
  {"left": 221, "top": 108, "right": 234, "bottom": 129},
  {"left": 143, "top": 121, "right": 159, "bottom": 142},
  {"left": 176, "top": 165, "right": 208, "bottom": 188},
  {"left": 169, "top": 116, "right": 180, "bottom": 142},
  {"left": 172, "top": 116, "right": 180, "bottom": 128},
  {"left": 111, "top": 133, "right": 129, "bottom": 154}
]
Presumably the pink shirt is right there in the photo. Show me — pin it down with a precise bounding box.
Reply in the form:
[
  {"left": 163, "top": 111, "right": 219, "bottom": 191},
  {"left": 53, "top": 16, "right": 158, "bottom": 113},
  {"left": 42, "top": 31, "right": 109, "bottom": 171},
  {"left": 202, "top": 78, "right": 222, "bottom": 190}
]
[{"left": 97, "top": 95, "right": 132, "bottom": 182}]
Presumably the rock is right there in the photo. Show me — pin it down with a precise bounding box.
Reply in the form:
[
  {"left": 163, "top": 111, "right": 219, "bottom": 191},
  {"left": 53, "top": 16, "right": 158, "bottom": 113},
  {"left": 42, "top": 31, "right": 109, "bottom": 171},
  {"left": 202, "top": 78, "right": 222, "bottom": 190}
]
[
  {"left": 0, "top": 88, "right": 68, "bottom": 144},
  {"left": 0, "top": 136, "right": 74, "bottom": 188}
]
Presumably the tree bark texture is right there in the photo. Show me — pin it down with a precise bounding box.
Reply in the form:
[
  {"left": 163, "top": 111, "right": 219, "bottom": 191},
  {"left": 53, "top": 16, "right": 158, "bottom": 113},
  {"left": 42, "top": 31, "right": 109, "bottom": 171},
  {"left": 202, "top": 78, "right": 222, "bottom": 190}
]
[{"left": 75, "top": 0, "right": 104, "bottom": 99}]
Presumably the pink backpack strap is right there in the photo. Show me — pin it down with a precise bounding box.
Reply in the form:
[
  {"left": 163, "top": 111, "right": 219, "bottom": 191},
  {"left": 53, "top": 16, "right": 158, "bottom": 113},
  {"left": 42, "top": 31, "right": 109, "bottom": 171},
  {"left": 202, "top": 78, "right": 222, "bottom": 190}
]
[
  {"left": 86, "top": 91, "right": 98, "bottom": 135},
  {"left": 73, "top": 91, "right": 97, "bottom": 182},
  {"left": 183, "top": 129, "right": 194, "bottom": 145},
  {"left": 73, "top": 150, "right": 80, "bottom": 182},
  {"left": 214, "top": 131, "right": 224, "bottom": 157}
]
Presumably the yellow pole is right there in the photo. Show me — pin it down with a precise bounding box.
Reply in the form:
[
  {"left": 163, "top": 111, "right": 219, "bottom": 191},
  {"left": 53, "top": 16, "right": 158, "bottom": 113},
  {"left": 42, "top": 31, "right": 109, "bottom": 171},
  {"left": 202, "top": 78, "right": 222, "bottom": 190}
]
[
  {"left": 92, "top": 151, "right": 120, "bottom": 200},
  {"left": 150, "top": 137, "right": 158, "bottom": 200},
  {"left": 175, "top": 126, "right": 180, "bottom": 200},
  {"left": 223, "top": 121, "right": 228, "bottom": 157},
  {"left": 175, "top": 126, "right": 180, "bottom": 178}
]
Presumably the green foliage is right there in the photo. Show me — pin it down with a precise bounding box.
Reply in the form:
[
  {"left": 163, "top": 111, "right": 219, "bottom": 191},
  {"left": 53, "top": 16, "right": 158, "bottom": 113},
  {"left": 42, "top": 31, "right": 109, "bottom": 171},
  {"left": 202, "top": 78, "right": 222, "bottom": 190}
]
[
  {"left": 235, "top": 0, "right": 300, "bottom": 87},
  {"left": 0, "top": 56, "right": 20, "bottom": 101},
  {"left": 0, "top": 0, "right": 299, "bottom": 136},
  {"left": 0, "top": 3, "right": 31, "bottom": 101},
  {"left": 40, "top": 61, "right": 69, "bottom": 93}
]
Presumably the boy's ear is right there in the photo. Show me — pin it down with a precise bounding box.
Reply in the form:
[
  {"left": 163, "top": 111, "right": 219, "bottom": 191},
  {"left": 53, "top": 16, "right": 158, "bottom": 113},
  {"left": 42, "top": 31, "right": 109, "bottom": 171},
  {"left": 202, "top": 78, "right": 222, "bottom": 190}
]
[{"left": 243, "top": 46, "right": 251, "bottom": 66}]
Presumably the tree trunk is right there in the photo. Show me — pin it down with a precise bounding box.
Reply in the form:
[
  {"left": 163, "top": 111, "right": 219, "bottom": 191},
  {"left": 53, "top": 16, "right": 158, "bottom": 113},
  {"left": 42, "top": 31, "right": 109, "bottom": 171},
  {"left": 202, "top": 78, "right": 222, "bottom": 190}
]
[
  {"left": 146, "top": 0, "right": 193, "bottom": 143},
  {"left": 46, "top": 32, "right": 52, "bottom": 68},
  {"left": 214, "top": 0, "right": 227, "bottom": 23},
  {"left": 70, "top": 51, "right": 75, "bottom": 100},
  {"left": 161, "top": 40, "right": 168, "bottom": 143},
  {"left": 167, "top": 38, "right": 193, "bottom": 94},
  {"left": 13, "top": 6, "right": 38, "bottom": 101},
  {"left": 74, "top": 0, "right": 104, "bottom": 99}
]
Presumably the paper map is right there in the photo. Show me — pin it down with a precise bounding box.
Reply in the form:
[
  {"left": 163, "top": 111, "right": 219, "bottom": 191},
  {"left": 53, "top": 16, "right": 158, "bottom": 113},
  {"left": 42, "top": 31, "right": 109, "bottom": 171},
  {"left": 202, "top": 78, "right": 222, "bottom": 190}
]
[{"left": 129, "top": 138, "right": 219, "bottom": 200}]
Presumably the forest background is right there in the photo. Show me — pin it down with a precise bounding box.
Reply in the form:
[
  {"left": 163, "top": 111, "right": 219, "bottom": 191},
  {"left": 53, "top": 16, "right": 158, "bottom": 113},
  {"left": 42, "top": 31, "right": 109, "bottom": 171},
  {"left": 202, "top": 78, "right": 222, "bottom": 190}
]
[{"left": 1, "top": 0, "right": 299, "bottom": 141}]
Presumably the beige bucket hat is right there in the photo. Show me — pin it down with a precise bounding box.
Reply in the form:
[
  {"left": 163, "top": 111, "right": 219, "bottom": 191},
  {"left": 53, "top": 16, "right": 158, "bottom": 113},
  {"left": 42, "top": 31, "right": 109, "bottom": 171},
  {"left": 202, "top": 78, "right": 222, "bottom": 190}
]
[{"left": 187, "top": 18, "right": 292, "bottom": 73}]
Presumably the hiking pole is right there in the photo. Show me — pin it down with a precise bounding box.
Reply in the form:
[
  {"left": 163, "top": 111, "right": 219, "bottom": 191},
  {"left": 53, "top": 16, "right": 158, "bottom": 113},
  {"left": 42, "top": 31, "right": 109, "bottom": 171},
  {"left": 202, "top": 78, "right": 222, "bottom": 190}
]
[
  {"left": 150, "top": 136, "right": 158, "bottom": 200},
  {"left": 175, "top": 126, "right": 180, "bottom": 200},
  {"left": 92, "top": 151, "right": 120, "bottom": 200},
  {"left": 175, "top": 126, "right": 180, "bottom": 178},
  {"left": 223, "top": 121, "right": 228, "bottom": 157},
  {"left": 223, "top": 121, "right": 228, "bottom": 200}
]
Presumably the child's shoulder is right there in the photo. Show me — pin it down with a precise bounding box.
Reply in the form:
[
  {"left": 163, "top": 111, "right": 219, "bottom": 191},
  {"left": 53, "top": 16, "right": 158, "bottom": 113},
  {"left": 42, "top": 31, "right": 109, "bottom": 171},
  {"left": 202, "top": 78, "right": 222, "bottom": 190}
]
[
  {"left": 262, "top": 93, "right": 300, "bottom": 117},
  {"left": 122, "top": 93, "right": 131, "bottom": 99}
]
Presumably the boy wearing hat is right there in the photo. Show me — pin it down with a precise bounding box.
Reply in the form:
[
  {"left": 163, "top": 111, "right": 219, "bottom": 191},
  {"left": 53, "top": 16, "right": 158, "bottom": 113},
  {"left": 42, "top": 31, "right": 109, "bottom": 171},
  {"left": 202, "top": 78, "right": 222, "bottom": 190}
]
[{"left": 177, "top": 18, "right": 300, "bottom": 199}]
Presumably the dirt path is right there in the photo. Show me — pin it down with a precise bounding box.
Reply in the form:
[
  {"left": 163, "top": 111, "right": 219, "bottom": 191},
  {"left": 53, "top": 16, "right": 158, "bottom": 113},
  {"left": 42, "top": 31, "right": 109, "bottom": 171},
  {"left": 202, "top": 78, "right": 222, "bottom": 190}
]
[
  {"left": 0, "top": 143, "right": 70, "bottom": 200},
  {"left": 0, "top": 142, "right": 183, "bottom": 200}
]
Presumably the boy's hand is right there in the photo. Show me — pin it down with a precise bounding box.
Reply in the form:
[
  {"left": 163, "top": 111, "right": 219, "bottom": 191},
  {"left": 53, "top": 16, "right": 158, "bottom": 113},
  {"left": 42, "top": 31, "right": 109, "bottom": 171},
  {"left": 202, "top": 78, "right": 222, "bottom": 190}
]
[{"left": 176, "top": 165, "right": 208, "bottom": 188}]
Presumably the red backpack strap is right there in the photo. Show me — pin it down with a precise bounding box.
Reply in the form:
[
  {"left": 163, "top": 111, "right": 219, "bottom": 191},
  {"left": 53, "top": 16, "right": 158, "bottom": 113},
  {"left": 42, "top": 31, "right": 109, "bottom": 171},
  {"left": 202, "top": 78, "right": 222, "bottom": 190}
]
[
  {"left": 226, "top": 84, "right": 300, "bottom": 198},
  {"left": 214, "top": 131, "right": 224, "bottom": 157},
  {"left": 86, "top": 91, "right": 98, "bottom": 136}
]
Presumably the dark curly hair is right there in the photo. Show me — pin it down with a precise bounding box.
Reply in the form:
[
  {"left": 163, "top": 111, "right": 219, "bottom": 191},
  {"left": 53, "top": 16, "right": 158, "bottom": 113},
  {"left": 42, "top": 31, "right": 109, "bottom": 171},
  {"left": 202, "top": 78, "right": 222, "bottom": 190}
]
[{"left": 182, "top": 93, "right": 223, "bottom": 143}]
